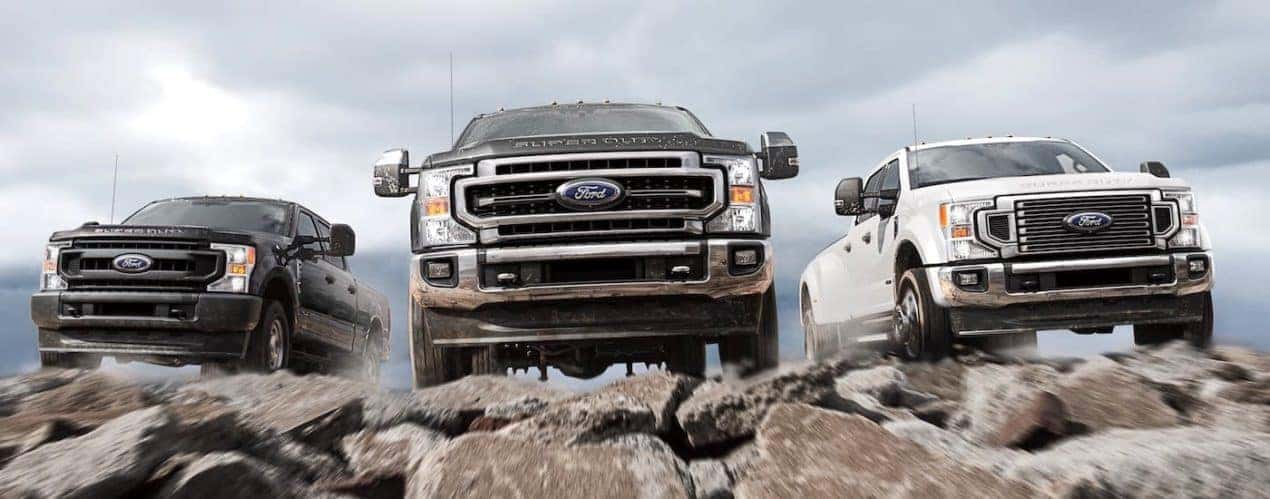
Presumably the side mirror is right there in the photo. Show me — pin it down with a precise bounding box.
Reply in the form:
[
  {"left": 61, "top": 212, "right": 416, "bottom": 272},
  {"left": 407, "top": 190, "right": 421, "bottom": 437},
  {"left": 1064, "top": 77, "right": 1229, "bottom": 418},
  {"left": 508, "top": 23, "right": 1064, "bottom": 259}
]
[
  {"left": 1140, "top": 161, "right": 1170, "bottom": 178},
  {"left": 328, "top": 224, "right": 356, "bottom": 257},
  {"left": 834, "top": 177, "right": 864, "bottom": 216},
  {"left": 373, "top": 148, "right": 416, "bottom": 197},
  {"left": 759, "top": 132, "right": 799, "bottom": 180}
]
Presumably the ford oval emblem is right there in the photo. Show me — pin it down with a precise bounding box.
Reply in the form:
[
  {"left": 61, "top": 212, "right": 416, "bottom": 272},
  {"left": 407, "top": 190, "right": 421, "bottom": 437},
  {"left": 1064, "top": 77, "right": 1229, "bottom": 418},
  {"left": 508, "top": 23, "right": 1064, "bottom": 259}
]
[
  {"left": 112, "top": 254, "right": 153, "bottom": 273},
  {"left": 1063, "top": 212, "right": 1114, "bottom": 234},
  {"left": 555, "top": 178, "right": 625, "bottom": 211}
]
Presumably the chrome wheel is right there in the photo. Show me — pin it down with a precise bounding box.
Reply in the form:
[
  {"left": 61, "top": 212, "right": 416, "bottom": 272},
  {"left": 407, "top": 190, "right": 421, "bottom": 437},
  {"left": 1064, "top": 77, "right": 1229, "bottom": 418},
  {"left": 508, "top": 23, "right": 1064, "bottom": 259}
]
[
  {"left": 895, "top": 286, "right": 922, "bottom": 359},
  {"left": 802, "top": 301, "right": 817, "bottom": 359},
  {"left": 267, "top": 318, "right": 286, "bottom": 371},
  {"left": 363, "top": 339, "right": 381, "bottom": 382}
]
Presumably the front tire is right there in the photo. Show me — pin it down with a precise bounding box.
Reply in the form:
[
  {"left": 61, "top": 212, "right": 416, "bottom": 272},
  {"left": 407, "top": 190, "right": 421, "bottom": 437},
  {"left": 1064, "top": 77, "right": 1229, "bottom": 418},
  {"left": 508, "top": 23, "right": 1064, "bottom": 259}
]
[
  {"left": 242, "top": 300, "right": 290, "bottom": 373},
  {"left": 666, "top": 336, "right": 706, "bottom": 377},
  {"left": 1133, "top": 292, "right": 1214, "bottom": 348},
  {"left": 894, "top": 269, "right": 952, "bottom": 361},
  {"left": 720, "top": 286, "right": 780, "bottom": 377}
]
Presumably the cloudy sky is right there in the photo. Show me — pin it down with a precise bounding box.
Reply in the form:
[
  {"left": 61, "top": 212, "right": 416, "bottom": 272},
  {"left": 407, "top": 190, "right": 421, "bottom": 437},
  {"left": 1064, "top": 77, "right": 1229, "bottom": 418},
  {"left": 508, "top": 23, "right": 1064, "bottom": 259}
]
[{"left": 2, "top": 1, "right": 1268, "bottom": 387}]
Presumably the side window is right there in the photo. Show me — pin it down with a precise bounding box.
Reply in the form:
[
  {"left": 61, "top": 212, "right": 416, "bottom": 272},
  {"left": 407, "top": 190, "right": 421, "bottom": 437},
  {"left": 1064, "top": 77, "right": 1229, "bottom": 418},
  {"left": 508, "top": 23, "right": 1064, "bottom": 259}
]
[
  {"left": 296, "top": 212, "right": 323, "bottom": 256},
  {"left": 314, "top": 219, "right": 346, "bottom": 269},
  {"left": 856, "top": 165, "right": 888, "bottom": 224},
  {"left": 881, "top": 160, "right": 901, "bottom": 193}
]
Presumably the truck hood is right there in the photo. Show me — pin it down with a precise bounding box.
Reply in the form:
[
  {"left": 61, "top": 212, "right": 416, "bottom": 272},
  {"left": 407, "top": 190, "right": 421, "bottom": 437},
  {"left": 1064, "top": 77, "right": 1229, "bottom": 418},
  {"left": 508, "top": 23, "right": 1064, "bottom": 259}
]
[
  {"left": 923, "top": 172, "right": 1191, "bottom": 201},
  {"left": 49, "top": 224, "right": 256, "bottom": 245},
  {"left": 424, "top": 132, "right": 752, "bottom": 168}
]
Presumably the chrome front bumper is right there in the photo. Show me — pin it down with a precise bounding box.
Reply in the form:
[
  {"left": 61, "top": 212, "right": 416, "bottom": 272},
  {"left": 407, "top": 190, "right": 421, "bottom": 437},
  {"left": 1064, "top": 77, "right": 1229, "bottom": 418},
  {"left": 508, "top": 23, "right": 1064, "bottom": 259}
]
[{"left": 927, "top": 252, "right": 1213, "bottom": 308}]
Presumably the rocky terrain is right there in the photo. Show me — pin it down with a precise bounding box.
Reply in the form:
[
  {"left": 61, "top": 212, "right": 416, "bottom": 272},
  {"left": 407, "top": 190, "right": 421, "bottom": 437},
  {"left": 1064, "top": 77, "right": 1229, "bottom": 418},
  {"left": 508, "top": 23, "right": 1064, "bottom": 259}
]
[{"left": 0, "top": 342, "right": 1268, "bottom": 498}]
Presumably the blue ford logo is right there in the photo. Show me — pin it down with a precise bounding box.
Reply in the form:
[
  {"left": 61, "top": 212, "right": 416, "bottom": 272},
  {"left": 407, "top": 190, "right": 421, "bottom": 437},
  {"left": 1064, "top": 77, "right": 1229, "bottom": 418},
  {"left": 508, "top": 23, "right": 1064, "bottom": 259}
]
[
  {"left": 1063, "top": 212, "right": 1114, "bottom": 234},
  {"left": 112, "top": 254, "right": 153, "bottom": 273},
  {"left": 555, "top": 178, "right": 625, "bottom": 211}
]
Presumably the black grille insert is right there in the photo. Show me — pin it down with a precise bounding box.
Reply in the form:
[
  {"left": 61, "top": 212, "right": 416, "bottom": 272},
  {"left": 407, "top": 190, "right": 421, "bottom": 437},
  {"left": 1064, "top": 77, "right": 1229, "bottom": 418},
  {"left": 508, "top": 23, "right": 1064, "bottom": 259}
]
[
  {"left": 987, "top": 214, "right": 1012, "bottom": 241},
  {"left": 497, "top": 218, "right": 686, "bottom": 237},
  {"left": 468, "top": 175, "right": 714, "bottom": 218},
  {"left": 1015, "top": 194, "right": 1155, "bottom": 254},
  {"left": 496, "top": 156, "right": 681, "bottom": 175},
  {"left": 1153, "top": 206, "right": 1174, "bottom": 233}
]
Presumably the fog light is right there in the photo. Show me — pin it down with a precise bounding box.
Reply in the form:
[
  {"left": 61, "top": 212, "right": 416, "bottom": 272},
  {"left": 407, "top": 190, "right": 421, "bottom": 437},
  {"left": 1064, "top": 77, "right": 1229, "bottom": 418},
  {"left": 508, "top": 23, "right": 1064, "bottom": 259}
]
[
  {"left": 733, "top": 249, "right": 759, "bottom": 266},
  {"left": 956, "top": 272, "right": 980, "bottom": 287},
  {"left": 953, "top": 269, "right": 987, "bottom": 291},
  {"left": 426, "top": 261, "right": 452, "bottom": 280},
  {"left": 1187, "top": 256, "right": 1208, "bottom": 277}
]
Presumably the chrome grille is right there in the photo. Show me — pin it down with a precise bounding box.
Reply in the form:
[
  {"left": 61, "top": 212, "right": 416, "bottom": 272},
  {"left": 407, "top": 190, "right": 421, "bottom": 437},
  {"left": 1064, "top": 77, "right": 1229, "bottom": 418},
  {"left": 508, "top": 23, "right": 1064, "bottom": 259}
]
[
  {"left": 466, "top": 175, "right": 714, "bottom": 218},
  {"left": 1015, "top": 194, "right": 1155, "bottom": 254}
]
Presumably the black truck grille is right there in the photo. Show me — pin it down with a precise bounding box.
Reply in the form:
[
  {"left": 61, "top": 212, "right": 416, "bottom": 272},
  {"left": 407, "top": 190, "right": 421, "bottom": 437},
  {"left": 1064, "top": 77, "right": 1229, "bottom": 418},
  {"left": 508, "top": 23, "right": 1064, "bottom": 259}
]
[
  {"left": 496, "top": 156, "right": 681, "bottom": 175},
  {"left": 498, "top": 218, "right": 686, "bottom": 237},
  {"left": 1015, "top": 194, "right": 1155, "bottom": 254},
  {"left": 61, "top": 240, "right": 223, "bottom": 291},
  {"left": 467, "top": 175, "right": 714, "bottom": 218}
]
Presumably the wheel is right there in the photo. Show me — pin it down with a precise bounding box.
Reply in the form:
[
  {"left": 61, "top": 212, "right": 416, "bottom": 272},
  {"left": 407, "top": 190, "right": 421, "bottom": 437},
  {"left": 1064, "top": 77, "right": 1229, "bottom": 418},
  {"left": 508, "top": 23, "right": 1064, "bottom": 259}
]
[
  {"left": 666, "top": 336, "right": 706, "bottom": 377},
  {"left": 39, "top": 351, "right": 101, "bottom": 370},
  {"left": 357, "top": 326, "right": 384, "bottom": 384},
  {"left": 720, "top": 286, "right": 780, "bottom": 377},
  {"left": 894, "top": 269, "right": 953, "bottom": 361},
  {"left": 242, "top": 300, "right": 290, "bottom": 373},
  {"left": 1134, "top": 292, "right": 1214, "bottom": 348},
  {"left": 802, "top": 289, "right": 826, "bottom": 362},
  {"left": 411, "top": 304, "right": 481, "bottom": 388}
]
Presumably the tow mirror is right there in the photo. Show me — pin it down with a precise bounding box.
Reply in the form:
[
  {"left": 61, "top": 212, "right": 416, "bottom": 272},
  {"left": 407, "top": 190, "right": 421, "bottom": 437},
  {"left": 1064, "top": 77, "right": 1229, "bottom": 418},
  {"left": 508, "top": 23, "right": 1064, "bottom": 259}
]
[
  {"left": 759, "top": 132, "right": 799, "bottom": 180},
  {"left": 328, "top": 224, "right": 356, "bottom": 257},
  {"left": 373, "top": 148, "right": 416, "bottom": 197},
  {"left": 835, "top": 177, "right": 864, "bottom": 216},
  {"left": 1140, "top": 161, "right": 1170, "bottom": 178}
]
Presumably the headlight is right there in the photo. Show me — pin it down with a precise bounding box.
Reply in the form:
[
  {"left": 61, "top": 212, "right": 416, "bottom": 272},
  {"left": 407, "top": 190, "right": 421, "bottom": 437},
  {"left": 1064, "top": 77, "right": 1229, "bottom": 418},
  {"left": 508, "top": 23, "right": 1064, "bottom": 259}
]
[
  {"left": 208, "top": 243, "right": 256, "bottom": 293},
  {"left": 1165, "top": 190, "right": 1201, "bottom": 249},
  {"left": 40, "top": 242, "right": 69, "bottom": 291},
  {"left": 706, "top": 155, "right": 761, "bottom": 233},
  {"left": 419, "top": 165, "right": 477, "bottom": 247},
  {"left": 940, "top": 200, "right": 996, "bottom": 261}
]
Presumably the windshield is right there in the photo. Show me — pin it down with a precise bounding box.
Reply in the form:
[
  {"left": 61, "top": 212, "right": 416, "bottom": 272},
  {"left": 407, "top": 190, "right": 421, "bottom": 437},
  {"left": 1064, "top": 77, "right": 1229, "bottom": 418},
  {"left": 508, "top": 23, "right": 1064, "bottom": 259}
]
[
  {"left": 456, "top": 105, "right": 709, "bottom": 148},
  {"left": 908, "top": 141, "right": 1111, "bottom": 189},
  {"left": 123, "top": 199, "right": 290, "bottom": 235}
]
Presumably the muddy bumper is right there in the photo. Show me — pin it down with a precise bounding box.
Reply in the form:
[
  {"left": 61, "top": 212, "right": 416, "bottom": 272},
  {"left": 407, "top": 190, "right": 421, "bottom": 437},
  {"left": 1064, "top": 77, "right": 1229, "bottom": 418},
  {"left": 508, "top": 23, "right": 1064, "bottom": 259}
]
[
  {"left": 411, "top": 239, "right": 773, "bottom": 346},
  {"left": 30, "top": 291, "right": 260, "bottom": 358}
]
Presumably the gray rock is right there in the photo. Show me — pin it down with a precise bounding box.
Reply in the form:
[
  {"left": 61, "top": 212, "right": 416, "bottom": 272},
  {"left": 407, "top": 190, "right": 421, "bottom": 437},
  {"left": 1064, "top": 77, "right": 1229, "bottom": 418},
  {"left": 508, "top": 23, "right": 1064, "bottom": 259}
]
[
  {"left": 499, "top": 391, "right": 657, "bottom": 446},
  {"left": 592, "top": 371, "right": 701, "bottom": 434},
  {"left": 689, "top": 460, "right": 733, "bottom": 499},
  {"left": 0, "top": 369, "right": 87, "bottom": 415},
  {"left": 0, "top": 407, "right": 177, "bottom": 499},
  {"left": 412, "top": 375, "right": 571, "bottom": 421},
  {"left": 247, "top": 436, "right": 350, "bottom": 484},
  {"left": 897, "top": 359, "right": 966, "bottom": 401},
  {"left": 882, "top": 419, "right": 1025, "bottom": 475},
  {"left": 825, "top": 391, "right": 914, "bottom": 423},
  {"left": 676, "top": 363, "right": 836, "bottom": 448},
  {"left": 181, "top": 372, "right": 365, "bottom": 450},
  {"left": 156, "top": 451, "right": 301, "bottom": 499},
  {"left": 732, "top": 403, "right": 1034, "bottom": 498},
  {"left": 1006, "top": 427, "right": 1270, "bottom": 497},
  {"left": 597, "top": 432, "right": 678, "bottom": 457},
  {"left": 954, "top": 363, "right": 1060, "bottom": 443},
  {"left": 0, "top": 372, "right": 153, "bottom": 443},
  {"left": 1212, "top": 345, "right": 1270, "bottom": 377},
  {"left": 986, "top": 391, "right": 1067, "bottom": 448},
  {"left": 834, "top": 365, "right": 906, "bottom": 403},
  {"left": 1052, "top": 357, "right": 1178, "bottom": 431},
  {"left": 1217, "top": 377, "right": 1270, "bottom": 405},
  {"left": 1195, "top": 398, "right": 1270, "bottom": 433},
  {"left": 339, "top": 423, "right": 446, "bottom": 479},
  {"left": 407, "top": 433, "right": 692, "bottom": 499}
]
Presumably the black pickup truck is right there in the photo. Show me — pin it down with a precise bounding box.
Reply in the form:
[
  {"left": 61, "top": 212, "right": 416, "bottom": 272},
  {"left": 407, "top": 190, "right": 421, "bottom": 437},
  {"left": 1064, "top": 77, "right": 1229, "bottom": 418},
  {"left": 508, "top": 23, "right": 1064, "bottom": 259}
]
[{"left": 30, "top": 196, "right": 390, "bottom": 380}]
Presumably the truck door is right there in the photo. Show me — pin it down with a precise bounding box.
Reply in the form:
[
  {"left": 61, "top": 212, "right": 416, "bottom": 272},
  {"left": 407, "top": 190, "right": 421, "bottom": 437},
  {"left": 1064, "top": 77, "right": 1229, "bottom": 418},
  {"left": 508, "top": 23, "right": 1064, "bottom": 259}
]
[
  {"left": 314, "top": 218, "right": 359, "bottom": 351},
  {"left": 842, "top": 161, "right": 894, "bottom": 338},
  {"left": 854, "top": 160, "right": 903, "bottom": 335},
  {"left": 295, "top": 211, "right": 352, "bottom": 350}
]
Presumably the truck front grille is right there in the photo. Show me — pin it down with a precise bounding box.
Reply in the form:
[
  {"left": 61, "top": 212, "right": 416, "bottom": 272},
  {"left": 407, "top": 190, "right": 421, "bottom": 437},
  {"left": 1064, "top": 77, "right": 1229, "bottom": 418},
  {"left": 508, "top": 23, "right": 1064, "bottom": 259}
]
[
  {"left": 456, "top": 151, "right": 723, "bottom": 242},
  {"left": 467, "top": 175, "right": 714, "bottom": 218},
  {"left": 1015, "top": 194, "right": 1155, "bottom": 254},
  {"left": 61, "top": 239, "right": 223, "bottom": 291}
]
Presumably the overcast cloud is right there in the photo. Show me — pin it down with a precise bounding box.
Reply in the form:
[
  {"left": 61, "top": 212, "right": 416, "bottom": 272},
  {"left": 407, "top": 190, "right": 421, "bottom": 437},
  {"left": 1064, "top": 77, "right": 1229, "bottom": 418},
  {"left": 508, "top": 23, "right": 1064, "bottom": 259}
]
[{"left": 2, "top": 1, "right": 1268, "bottom": 387}]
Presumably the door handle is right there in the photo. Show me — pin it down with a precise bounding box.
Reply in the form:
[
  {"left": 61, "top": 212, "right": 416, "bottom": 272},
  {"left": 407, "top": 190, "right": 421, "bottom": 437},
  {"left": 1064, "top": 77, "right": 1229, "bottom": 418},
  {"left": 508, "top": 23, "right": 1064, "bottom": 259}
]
[
  {"left": 844, "top": 242, "right": 852, "bottom": 253},
  {"left": 862, "top": 232, "right": 872, "bottom": 244},
  {"left": 347, "top": 285, "right": 357, "bottom": 294},
  {"left": 325, "top": 275, "right": 336, "bottom": 284}
]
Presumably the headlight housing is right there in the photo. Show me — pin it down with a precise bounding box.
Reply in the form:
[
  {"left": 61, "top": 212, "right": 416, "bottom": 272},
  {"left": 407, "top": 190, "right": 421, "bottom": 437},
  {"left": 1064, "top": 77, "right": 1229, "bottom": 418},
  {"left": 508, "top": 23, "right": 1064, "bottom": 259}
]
[
  {"left": 419, "top": 165, "right": 477, "bottom": 247},
  {"left": 940, "top": 200, "right": 997, "bottom": 261},
  {"left": 208, "top": 243, "right": 256, "bottom": 293},
  {"left": 40, "top": 242, "right": 69, "bottom": 291},
  {"left": 1165, "top": 190, "right": 1202, "bottom": 249},
  {"left": 706, "top": 155, "right": 761, "bottom": 233}
]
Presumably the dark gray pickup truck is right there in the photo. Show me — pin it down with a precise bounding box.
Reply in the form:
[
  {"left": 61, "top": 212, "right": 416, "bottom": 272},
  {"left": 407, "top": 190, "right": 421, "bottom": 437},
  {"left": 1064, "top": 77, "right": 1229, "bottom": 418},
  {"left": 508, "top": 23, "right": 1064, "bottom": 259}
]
[
  {"left": 374, "top": 102, "right": 800, "bottom": 387},
  {"left": 30, "top": 196, "right": 390, "bottom": 380}
]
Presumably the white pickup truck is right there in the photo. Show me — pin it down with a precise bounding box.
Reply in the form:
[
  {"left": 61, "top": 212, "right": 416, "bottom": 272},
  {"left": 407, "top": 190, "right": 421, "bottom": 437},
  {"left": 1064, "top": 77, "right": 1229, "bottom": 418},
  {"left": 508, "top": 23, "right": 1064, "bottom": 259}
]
[{"left": 799, "top": 137, "right": 1213, "bottom": 360}]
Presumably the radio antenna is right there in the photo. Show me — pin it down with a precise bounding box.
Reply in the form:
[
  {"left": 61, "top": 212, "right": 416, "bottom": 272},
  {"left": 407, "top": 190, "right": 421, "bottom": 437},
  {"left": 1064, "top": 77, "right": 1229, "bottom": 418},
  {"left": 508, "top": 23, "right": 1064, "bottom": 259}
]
[
  {"left": 449, "top": 52, "right": 454, "bottom": 146},
  {"left": 110, "top": 153, "right": 119, "bottom": 223},
  {"left": 911, "top": 104, "right": 919, "bottom": 145}
]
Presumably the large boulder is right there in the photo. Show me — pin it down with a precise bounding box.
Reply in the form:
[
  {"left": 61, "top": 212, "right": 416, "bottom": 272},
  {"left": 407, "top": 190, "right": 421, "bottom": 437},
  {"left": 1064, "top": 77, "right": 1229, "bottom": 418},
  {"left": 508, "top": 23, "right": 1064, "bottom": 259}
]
[
  {"left": 0, "top": 407, "right": 178, "bottom": 498},
  {"left": 676, "top": 364, "right": 836, "bottom": 448},
  {"left": 732, "top": 403, "right": 1034, "bottom": 498},
  {"left": 953, "top": 363, "right": 1060, "bottom": 444},
  {"left": 340, "top": 423, "right": 447, "bottom": 479},
  {"left": 897, "top": 360, "right": 966, "bottom": 401},
  {"left": 156, "top": 451, "right": 312, "bottom": 499},
  {"left": 882, "top": 419, "right": 1025, "bottom": 475},
  {"left": 590, "top": 372, "right": 701, "bottom": 434},
  {"left": 1212, "top": 345, "right": 1270, "bottom": 377},
  {"left": 688, "top": 459, "right": 733, "bottom": 499},
  {"left": 0, "top": 368, "right": 88, "bottom": 415},
  {"left": 1006, "top": 427, "right": 1270, "bottom": 497},
  {"left": 412, "top": 375, "right": 570, "bottom": 424},
  {"left": 406, "top": 433, "right": 692, "bottom": 498},
  {"left": 499, "top": 391, "right": 658, "bottom": 446},
  {"left": 181, "top": 372, "right": 366, "bottom": 449},
  {"left": 1051, "top": 357, "right": 1178, "bottom": 432},
  {"left": 0, "top": 372, "right": 153, "bottom": 444}
]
